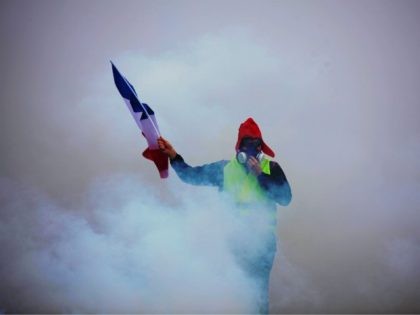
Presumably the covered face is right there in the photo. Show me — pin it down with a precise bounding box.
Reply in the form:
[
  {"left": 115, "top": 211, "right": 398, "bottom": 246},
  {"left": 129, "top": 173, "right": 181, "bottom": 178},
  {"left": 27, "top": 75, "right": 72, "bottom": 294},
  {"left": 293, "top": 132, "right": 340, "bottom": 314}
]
[
  {"left": 239, "top": 137, "right": 262, "bottom": 159},
  {"left": 235, "top": 117, "right": 275, "bottom": 157}
]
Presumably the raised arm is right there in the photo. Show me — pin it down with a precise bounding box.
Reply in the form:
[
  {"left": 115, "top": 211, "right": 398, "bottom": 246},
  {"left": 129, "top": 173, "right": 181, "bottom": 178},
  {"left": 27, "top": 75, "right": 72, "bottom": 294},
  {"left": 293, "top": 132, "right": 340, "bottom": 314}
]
[{"left": 158, "top": 137, "right": 226, "bottom": 188}]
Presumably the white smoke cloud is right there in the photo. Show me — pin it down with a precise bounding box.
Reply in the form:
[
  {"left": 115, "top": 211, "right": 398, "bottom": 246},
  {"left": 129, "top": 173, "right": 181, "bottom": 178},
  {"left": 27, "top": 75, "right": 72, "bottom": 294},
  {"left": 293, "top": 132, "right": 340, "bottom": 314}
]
[
  {"left": 1, "top": 176, "right": 271, "bottom": 313},
  {"left": 0, "top": 29, "right": 309, "bottom": 314},
  {"left": 1, "top": 12, "right": 420, "bottom": 313}
]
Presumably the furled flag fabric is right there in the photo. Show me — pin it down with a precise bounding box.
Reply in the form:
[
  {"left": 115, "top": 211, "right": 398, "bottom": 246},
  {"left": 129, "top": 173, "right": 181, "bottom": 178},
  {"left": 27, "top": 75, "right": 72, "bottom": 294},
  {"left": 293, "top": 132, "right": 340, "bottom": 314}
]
[{"left": 111, "top": 61, "right": 169, "bottom": 178}]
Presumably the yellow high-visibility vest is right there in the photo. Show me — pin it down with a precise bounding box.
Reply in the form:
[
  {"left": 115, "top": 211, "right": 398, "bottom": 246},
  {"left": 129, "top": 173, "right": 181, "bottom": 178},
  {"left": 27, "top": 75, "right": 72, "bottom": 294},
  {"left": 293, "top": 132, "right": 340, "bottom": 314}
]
[
  {"left": 223, "top": 157, "right": 277, "bottom": 227},
  {"left": 223, "top": 157, "right": 270, "bottom": 203}
]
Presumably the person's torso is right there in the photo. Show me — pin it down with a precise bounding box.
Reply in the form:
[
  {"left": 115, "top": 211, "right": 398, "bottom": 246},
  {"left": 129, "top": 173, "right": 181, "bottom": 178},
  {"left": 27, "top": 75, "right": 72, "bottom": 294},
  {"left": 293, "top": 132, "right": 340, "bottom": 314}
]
[{"left": 223, "top": 157, "right": 277, "bottom": 228}]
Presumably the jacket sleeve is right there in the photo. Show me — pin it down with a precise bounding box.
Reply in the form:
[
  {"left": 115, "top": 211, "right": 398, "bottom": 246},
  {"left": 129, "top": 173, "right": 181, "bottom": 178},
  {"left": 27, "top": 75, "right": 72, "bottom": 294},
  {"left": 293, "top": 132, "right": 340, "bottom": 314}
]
[
  {"left": 257, "top": 161, "right": 292, "bottom": 206},
  {"left": 170, "top": 154, "right": 227, "bottom": 188}
]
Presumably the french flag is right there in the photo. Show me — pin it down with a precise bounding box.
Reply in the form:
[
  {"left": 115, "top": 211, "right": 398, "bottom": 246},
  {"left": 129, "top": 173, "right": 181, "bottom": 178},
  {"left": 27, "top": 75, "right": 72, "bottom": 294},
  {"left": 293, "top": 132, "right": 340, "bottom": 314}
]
[{"left": 111, "top": 61, "right": 169, "bottom": 178}]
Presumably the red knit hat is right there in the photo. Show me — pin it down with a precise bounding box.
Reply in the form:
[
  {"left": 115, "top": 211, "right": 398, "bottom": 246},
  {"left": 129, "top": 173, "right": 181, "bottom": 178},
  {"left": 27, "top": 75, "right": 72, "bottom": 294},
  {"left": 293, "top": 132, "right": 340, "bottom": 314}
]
[{"left": 235, "top": 117, "right": 275, "bottom": 157}]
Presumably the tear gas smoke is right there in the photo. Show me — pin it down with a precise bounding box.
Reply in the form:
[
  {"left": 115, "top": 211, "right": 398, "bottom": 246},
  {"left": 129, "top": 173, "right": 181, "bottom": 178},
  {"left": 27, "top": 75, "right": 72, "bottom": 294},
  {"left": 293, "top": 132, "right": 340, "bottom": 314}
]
[
  {"left": 1, "top": 1, "right": 420, "bottom": 312},
  {"left": 0, "top": 175, "right": 280, "bottom": 313}
]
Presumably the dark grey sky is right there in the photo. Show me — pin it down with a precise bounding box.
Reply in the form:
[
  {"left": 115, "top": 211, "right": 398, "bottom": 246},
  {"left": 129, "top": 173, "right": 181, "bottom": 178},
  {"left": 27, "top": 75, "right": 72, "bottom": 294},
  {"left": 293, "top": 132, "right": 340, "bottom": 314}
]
[{"left": 1, "top": 0, "right": 420, "bottom": 313}]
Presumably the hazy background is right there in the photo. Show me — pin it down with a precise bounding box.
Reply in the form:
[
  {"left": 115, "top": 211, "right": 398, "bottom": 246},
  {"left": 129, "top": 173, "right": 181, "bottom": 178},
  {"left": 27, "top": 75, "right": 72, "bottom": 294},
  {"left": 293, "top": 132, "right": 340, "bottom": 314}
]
[{"left": 1, "top": 0, "right": 420, "bottom": 313}]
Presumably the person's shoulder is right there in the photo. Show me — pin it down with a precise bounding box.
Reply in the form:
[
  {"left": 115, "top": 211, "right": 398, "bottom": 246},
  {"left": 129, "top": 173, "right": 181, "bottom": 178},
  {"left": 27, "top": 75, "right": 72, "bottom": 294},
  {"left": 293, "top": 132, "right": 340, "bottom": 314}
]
[
  {"left": 268, "top": 159, "right": 283, "bottom": 171},
  {"left": 203, "top": 159, "right": 230, "bottom": 172},
  {"left": 211, "top": 159, "right": 230, "bottom": 168}
]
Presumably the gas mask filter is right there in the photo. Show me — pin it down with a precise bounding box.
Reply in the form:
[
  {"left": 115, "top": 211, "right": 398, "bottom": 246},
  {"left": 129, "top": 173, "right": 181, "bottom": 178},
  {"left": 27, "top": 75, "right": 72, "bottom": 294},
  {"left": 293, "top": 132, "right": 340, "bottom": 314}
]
[{"left": 236, "top": 138, "right": 264, "bottom": 164}]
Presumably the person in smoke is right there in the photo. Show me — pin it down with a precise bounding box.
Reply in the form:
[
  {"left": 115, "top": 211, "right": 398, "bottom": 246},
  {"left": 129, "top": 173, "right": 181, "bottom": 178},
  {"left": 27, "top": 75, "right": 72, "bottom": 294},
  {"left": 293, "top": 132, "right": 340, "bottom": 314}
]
[{"left": 158, "top": 117, "right": 292, "bottom": 314}]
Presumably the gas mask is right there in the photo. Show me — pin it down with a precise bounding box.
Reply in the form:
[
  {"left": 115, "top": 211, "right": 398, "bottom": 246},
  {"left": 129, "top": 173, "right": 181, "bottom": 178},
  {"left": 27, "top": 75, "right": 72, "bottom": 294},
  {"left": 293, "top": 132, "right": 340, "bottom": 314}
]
[{"left": 236, "top": 138, "right": 264, "bottom": 164}]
